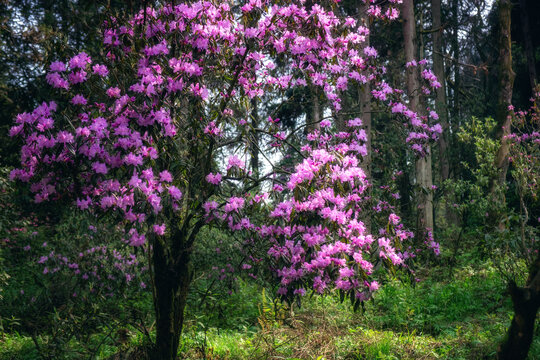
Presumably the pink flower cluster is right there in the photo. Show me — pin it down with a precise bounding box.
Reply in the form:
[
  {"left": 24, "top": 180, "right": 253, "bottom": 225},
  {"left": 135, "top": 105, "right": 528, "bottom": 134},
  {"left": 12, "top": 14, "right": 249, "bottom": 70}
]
[{"left": 208, "top": 120, "right": 414, "bottom": 302}]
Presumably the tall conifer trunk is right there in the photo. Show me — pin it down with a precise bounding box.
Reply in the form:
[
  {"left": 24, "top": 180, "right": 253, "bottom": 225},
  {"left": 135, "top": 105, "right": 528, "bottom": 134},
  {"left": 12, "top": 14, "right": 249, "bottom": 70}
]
[
  {"left": 431, "top": 0, "right": 449, "bottom": 182},
  {"left": 518, "top": 0, "right": 537, "bottom": 91},
  {"left": 402, "top": 0, "right": 434, "bottom": 236},
  {"left": 492, "top": 0, "right": 515, "bottom": 192},
  {"left": 359, "top": 2, "right": 372, "bottom": 191}
]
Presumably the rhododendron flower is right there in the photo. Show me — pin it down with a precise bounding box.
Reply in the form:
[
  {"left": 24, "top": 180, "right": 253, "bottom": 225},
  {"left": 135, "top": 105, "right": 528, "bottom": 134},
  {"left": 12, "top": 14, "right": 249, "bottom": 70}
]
[
  {"left": 106, "top": 87, "right": 121, "bottom": 97},
  {"left": 159, "top": 170, "right": 173, "bottom": 183},
  {"left": 203, "top": 201, "right": 218, "bottom": 214},
  {"left": 92, "top": 64, "right": 109, "bottom": 76},
  {"left": 50, "top": 61, "right": 66, "bottom": 72},
  {"left": 226, "top": 155, "right": 245, "bottom": 170},
  {"left": 153, "top": 224, "right": 166, "bottom": 235},
  {"left": 389, "top": 213, "right": 400, "bottom": 225},
  {"left": 205, "top": 172, "right": 222, "bottom": 185},
  {"left": 369, "top": 281, "right": 379, "bottom": 291},
  {"left": 168, "top": 186, "right": 182, "bottom": 200},
  {"left": 69, "top": 52, "right": 91, "bottom": 69},
  {"left": 71, "top": 94, "right": 87, "bottom": 105},
  {"left": 92, "top": 162, "right": 108, "bottom": 174},
  {"left": 224, "top": 197, "right": 245, "bottom": 213}
]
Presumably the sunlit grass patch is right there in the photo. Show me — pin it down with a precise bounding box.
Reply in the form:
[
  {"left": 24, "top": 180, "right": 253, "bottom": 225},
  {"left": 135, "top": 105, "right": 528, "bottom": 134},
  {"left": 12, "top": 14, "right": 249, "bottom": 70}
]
[{"left": 0, "top": 333, "right": 39, "bottom": 360}]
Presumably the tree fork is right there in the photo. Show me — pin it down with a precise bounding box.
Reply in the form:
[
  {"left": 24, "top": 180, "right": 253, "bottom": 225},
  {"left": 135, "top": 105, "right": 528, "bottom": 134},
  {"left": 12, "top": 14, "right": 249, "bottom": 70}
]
[{"left": 497, "top": 254, "right": 540, "bottom": 360}]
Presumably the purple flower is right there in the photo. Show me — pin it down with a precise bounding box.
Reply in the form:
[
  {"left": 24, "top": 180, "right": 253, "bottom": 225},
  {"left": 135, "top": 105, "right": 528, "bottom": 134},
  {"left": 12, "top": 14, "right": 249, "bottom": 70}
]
[
  {"left": 50, "top": 61, "right": 66, "bottom": 72},
  {"left": 169, "top": 186, "right": 182, "bottom": 200},
  {"left": 153, "top": 224, "right": 166, "bottom": 235},
  {"left": 92, "top": 162, "right": 108, "bottom": 174},
  {"left": 205, "top": 172, "right": 222, "bottom": 185},
  {"left": 159, "top": 170, "right": 173, "bottom": 183},
  {"left": 106, "top": 87, "right": 121, "bottom": 98},
  {"left": 227, "top": 155, "right": 245, "bottom": 171},
  {"left": 71, "top": 94, "right": 87, "bottom": 105},
  {"left": 69, "top": 52, "right": 92, "bottom": 69},
  {"left": 92, "top": 64, "right": 109, "bottom": 77}
]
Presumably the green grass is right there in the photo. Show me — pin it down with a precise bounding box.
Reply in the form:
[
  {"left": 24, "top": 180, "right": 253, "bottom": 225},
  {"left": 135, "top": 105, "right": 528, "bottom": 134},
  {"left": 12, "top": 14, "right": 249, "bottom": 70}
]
[
  {"left": 0, "top": 332, "right": 39, "bottom": 360},
  {"left": 172, "top": 261, "right": 538, "bottom": 360},
  {"left": 2, "top": 261, "right": 539, "bottom": 359}
]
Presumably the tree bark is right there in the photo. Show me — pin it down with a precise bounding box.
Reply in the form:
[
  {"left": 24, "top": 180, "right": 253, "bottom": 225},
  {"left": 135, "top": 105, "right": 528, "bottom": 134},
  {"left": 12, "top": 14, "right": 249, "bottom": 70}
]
[
  {"left": 357, "top": 2, "right": 372, "bottom": 232},
  {"left": 491, "top": 0, "right": 515, "bottom": 194},
  {"left": 402, "top": 0, "right": 434, "bottom": 235},
  {"left": 306, "top": 86, "right": 321, "bottom": 133},
  {"left": 431, "top": 0, "right": 449, "bottom": 182},
  {"left": 519, "top": 0, "right": 537, "bottom": 91},
  {"left": 450, "top": 0, "right": 460, "bottom": 132},
  {"left": 152, "top": 234, "right": 192, "bottom": 360},
  {"left": 359, "top": 2, "right": 372, "bottom": 189},
  {"left": 497, "top": 254, "right": 540, "bottom": 360},
  {"left": 250, "top": 98, "right": 260, "bottom": 179}
]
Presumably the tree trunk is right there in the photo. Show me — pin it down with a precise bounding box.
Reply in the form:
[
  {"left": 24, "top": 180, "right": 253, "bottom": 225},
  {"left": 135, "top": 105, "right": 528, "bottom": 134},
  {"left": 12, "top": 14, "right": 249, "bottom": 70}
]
[
  {"left": 519, "top": 0, "right": 537, "bottom": 92},
  {"left": 250, "top": 98, "right": 260, "bottom": 179},
  {"left": 415, "top": 154, "right": 434, "bottom": 231},
  {"left": 152, "top": 236, "right": 192, "bottom": 360},
  {"left": 497, "top": 254, "right": 540, "bottom": 360},
  {"left": 359, "top": 2, "right": 372, "bottom": 188},
  {"left": 491, "top": 0, "right": 515, "bottom": 203},
  {"left": 431, "top": 0, "right": 449, "bottom": 182},
  {"left": 306, "top": 86, "right": 321, "bottom": 134},
  {"left": 450, "top": 0, "right": 460, "bottom": 133},
  {"left": 402, "top": 0, "right": 434, "bottom": 235},
  {"left": 431, "top": 0, "right": 459, "bottom": 229}
]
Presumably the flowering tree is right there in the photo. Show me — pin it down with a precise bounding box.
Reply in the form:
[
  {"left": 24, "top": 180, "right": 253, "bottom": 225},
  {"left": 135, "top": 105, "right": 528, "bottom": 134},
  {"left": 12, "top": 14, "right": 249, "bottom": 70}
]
[
  {"left": 9, "top": 1, "right": 440, "bottom": 358},
  {"left": 497, "top": 90, "right": 540, "bottom": 360}
]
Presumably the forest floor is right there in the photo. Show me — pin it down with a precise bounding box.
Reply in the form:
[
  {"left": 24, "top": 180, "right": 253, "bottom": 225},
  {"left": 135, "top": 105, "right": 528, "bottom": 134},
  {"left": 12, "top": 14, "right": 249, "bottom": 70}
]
[{"left": 1, "top": 258, "right": 539, "bottom": 360}]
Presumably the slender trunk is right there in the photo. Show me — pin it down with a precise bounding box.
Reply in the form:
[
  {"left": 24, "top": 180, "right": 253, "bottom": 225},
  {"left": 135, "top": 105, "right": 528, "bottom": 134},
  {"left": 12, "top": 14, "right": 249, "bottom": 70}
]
[
  {"left": 306, "top": 86, "right": 321, "bottom": 133},
  {"left": 497, "top": 254, "right": 540, "bottom": 360},
  {"left": 450, "top": 0, "right": 460, "bottom": 132},
  {"left": 402, "top": 0, "right": 434, "bottom": 235},
  {"left": 152, "top": 235, "right": 192, "bottom": 360},
  {"left": 519, "top": 0, "right": 537, "bottom": 91},
  {"left": 402, "top": 0, "right": 420, "bottom": 112},
  {"left": 360, "top": 3, "right": 372, "bottom": 232},
  {"left": 431, "top": 0, "right": 449, "bottom": 182},
  {"left": 491, "top": 0, "right": 515, "bottom": 194},
  {"left": 432, "top": 0, "right": 459, "bottom": 229},
  {"left": 250, "top": 98, "right": 260, "bottom": 179},
  {"left": 359, "top": 2, "right": 372, "bottom": 188}
]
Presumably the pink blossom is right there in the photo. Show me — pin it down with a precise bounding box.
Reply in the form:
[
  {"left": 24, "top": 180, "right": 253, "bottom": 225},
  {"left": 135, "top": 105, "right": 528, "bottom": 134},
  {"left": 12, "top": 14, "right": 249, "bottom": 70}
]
[
  {"left": 69, "top": 52, "right": 92, "bottom": 69},
  {"left": 227, "top": 155, "right": 245, "bottom": 171},
  {"left": 203, "top": 201, "right": 218, "bottom": 214},
  {"left": 71, "top": 94, "right": 87, "bottom": 105},
  {"left": 153, "top": 224, "right": 166, "bottom": 235},
  {"left": 169, "top": 185, "right": 182, "bottom": 200},
  {"left": 160, "top": 170, "right": 173, "bottom": 183},
  {"left": 92, "top": 162, "right": 108, "bottom": 174},
  {"left": 50, "top": 61, "right": 66, "bottom": 72},
  {"left": 106, "top": 87, "right": 121, "bottom": 97},
  {"left": 389, "top": 213, "right": 400, "bottom": 225},
  {"left": 92, "top": 64, "right": 109, "bottom": 76},
  {"left": 206, "top": 172, "right": 222, "bottom": 185}
]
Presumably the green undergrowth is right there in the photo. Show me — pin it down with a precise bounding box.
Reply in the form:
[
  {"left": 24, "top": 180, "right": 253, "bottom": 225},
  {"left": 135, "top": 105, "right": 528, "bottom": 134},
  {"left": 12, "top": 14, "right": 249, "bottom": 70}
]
[
  {"left": 1, "top": 261, "right": 539, "bottom": 359},
  {"left": 175, "top": 260, "right": 539, "bottom": 360}
]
